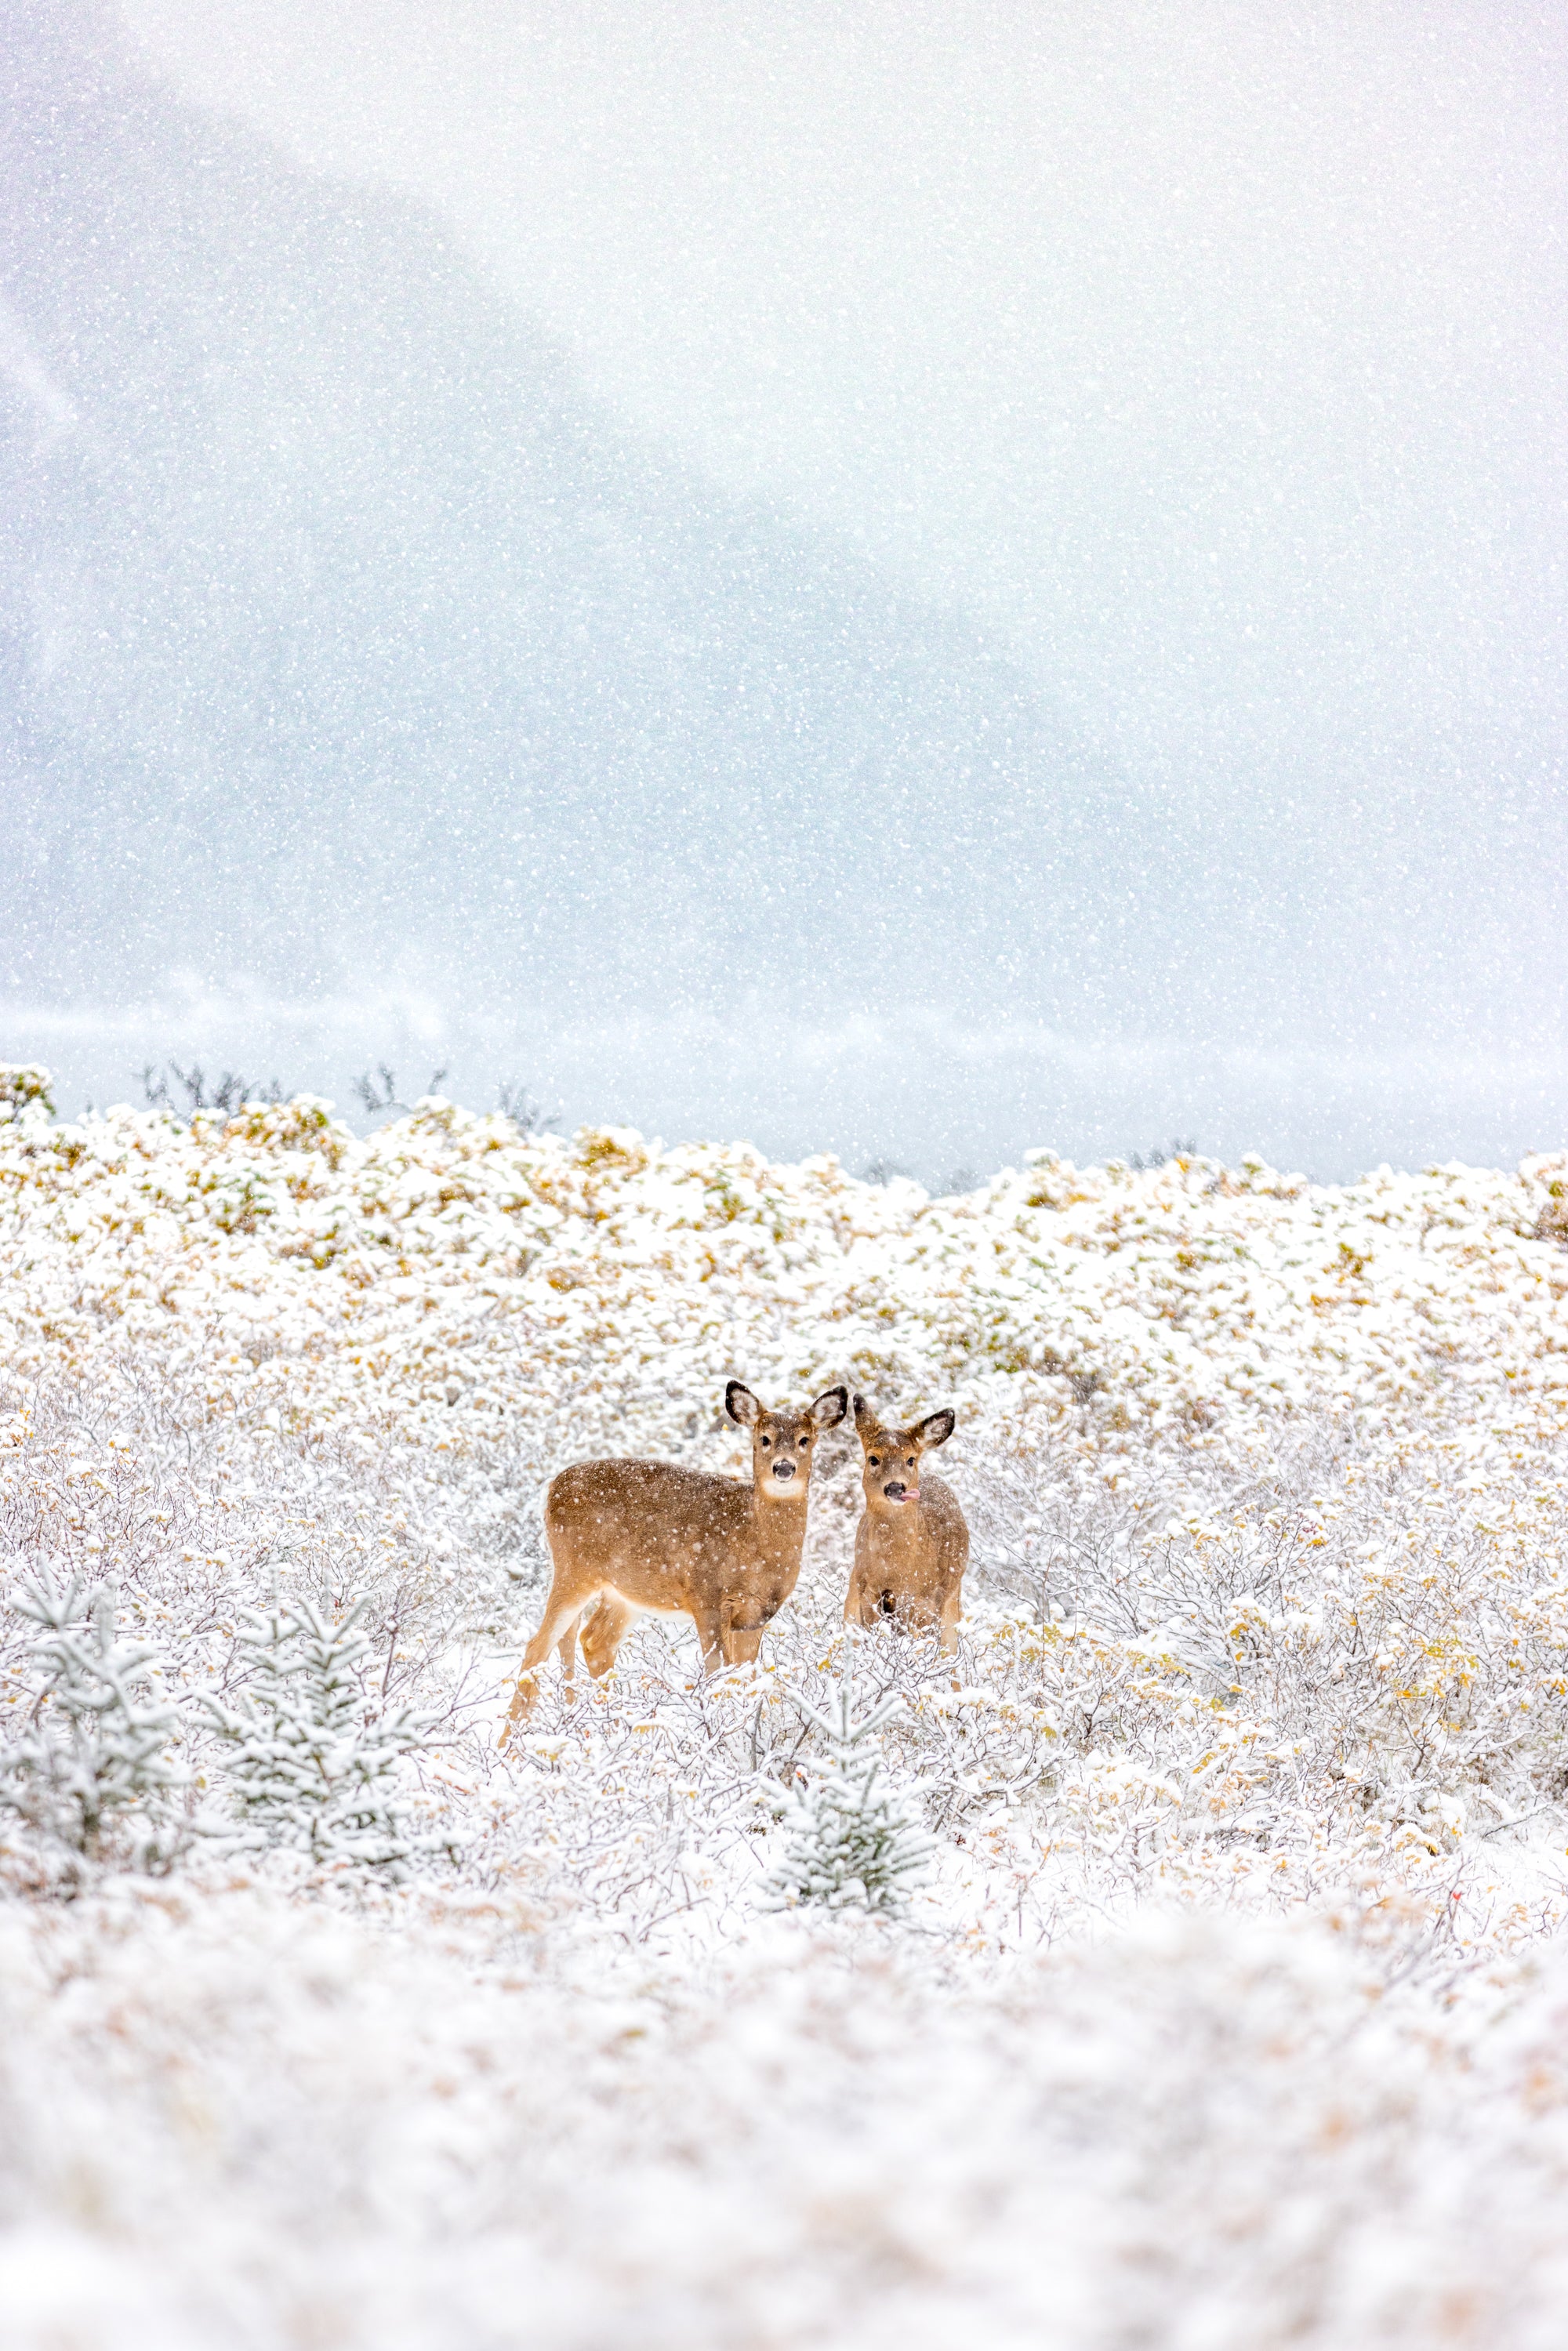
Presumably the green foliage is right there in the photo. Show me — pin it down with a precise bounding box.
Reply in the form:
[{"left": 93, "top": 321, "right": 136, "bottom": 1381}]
[
  {"left": 0, "top": 1569, "right": 184, "bottom": 1873},
  {"left": 762, "top": 1665, "right": 935, "bottom": 1914},
  {"left": 201, "top": 1597, "right": 439, "bottom": 1873}
]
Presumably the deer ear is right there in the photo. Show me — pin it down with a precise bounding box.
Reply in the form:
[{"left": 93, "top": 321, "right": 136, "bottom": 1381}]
[
  {"left": 809, "top": 1384, "right": 848, "bottom": 1430},
  {"left": 852, "top": 1391, "right": 874, "bottom": 1432},
  {"left": 725, "top": 1381, "right": 760, "bottom": 1428},
  {"left": 914, "top": 1408, "right": 956, "bottom": 1449}
]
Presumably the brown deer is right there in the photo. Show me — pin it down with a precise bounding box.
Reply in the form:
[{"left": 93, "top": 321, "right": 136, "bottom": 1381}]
[
  {"left": 844, "top": 1394, "right": 968, "bottom": 1651},
  {"left": 499, "top": 1379, "right": 848, "bottom": 1740}
]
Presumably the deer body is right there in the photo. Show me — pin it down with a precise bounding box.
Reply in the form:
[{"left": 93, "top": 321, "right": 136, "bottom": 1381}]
[
  {"left": 845, "top": 1396, "right": 968, "bottom": 1651},
  {"left": 502, "top": 1380, "right": 846, "bottom": 1739}
]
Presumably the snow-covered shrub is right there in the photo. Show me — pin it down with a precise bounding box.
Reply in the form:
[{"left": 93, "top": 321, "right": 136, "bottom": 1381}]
[
  {"left": 4, "top": 1068, "right": 1568, "bottom": 2341},
  {"left": 1537, "top": 1177, "right": 1568, "bottom": 1246},
  {"left": 201, "top": 1596, "right": 440, "bottom": 1873},
  {"left": 0, "top": 1568, "right": 184, "bottom": 1876},
  {"left": 762, "top": 1665, "right": 935, "bottom": 1913},
  {"left": 0, "top": 1062, "right": 54, "bottom": 1122}
]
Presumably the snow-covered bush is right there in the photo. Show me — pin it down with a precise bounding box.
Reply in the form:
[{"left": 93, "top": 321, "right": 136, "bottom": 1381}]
[
  {"left": 0, "top": 1063, "right": 54, "bottom": 1123},
  {"left": 0, "top": 1567, "right": 184, "bottom": 1877},
  {"left": 762, "top": 1665, "right": 935, "bottom": 1913},
  {"left": 3, "top": 1063, "right": 1568, "bottom": 2342},
  {"left": 201, "top": 1595, "right": 440, "bottom": 1873}
]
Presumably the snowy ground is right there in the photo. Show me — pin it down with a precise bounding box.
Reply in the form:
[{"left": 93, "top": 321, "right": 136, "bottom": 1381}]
[{"left": 3, "top": 1064, "right": 1568, "bottom": 2347}]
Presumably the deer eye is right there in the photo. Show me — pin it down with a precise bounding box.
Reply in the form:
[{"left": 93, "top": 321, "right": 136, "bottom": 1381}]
[
  {"left": 800, "top": 1435, "right": 811, "bottom": 1446},
  {"left": 907, "top": 1457, "right": 916, "bottom": 1467},
  {"left": 868, "top": 1455, "right": 880, "bottom": 1468},
  {"left": 760, "top": 1435, "right": 771, "bottom": 1447}
]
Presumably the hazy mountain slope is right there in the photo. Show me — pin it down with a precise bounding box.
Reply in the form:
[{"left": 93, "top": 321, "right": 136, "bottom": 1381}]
[{"left": 0, "top": 0, "right": 1104, "bottom": 1018}]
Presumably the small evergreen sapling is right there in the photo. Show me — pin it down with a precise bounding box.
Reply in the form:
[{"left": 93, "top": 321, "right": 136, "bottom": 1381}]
[
  {"left": 202, "top": 1595, "right": 438, "bottom": 1872},
  {"left": 0, "top": 1569, "right": 185, "bottom": 1872},
  {"left": 762, "top": 1663, "right": 935, "bottom": 1914}
]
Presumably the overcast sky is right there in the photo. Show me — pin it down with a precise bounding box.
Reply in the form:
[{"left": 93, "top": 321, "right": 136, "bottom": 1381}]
[
  {"left": 119, "top": 2, "right": 1568, "bottom": 763},
  {"left": 4, "top": 2, "right": 1565, "bottom": 1176}
]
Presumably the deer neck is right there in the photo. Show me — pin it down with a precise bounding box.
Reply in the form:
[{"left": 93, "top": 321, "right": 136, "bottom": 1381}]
[
  {"left": 869, "top": 1498, "right": 924, "bottom": 1549},
  {"left": 749, "top": 1483, "right": 810, "bottom": 1569}
]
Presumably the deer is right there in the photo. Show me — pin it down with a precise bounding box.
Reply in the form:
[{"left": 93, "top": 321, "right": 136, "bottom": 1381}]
[
  {"left": 499, "top": 1379, "right": 848, "bottom": 1741},
  {"left": 844, "top": 1393, "right": 968, "bottom": 1651}
]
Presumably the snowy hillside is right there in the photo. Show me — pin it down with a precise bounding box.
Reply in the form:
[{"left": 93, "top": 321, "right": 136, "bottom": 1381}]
[{"left": 4, "top": 1064, "right": 1568, "bottom": 2346}]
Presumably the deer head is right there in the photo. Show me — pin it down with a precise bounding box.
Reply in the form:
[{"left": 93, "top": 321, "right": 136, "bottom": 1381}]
[
  {"left": 727, "top": 1379, "right": 848, "bottom": 1500},
  {"left": 851, "top": 1393, "right": 956, "bottom": 1511}
]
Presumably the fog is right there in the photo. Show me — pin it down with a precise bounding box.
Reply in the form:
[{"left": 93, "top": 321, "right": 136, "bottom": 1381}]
[{"left": 4, "top": 0, "right": 1565, "bottom": 1177}]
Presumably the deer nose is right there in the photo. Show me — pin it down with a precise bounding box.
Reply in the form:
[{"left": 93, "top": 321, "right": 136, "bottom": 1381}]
[
  {"left": 883, "top": 1479, "right": 906, "bottom": 1501},
  {"left": 771, "top": 1457, "right": 797, "bottom": 1480}
]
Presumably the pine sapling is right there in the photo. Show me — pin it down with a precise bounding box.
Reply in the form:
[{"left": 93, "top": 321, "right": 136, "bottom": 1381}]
[
  {"left": 0, "top": 1569, "right": 186, "bottom": 1874},
  {"left": 201, "top": 1595, "right": 440, "bottom": 1873},
  {"left": 761, "top": 1661, "right": 936, "bottom": 1914}
]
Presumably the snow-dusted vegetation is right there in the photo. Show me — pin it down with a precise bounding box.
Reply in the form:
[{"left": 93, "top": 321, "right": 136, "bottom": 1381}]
[{"left": 4, "top": 1061, "right": 1568, "bottom": 2346}]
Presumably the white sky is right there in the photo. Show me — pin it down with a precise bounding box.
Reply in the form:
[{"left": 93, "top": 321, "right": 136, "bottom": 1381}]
[{"left": 117, "top": 0, "right": 1568, "bottom": 787}]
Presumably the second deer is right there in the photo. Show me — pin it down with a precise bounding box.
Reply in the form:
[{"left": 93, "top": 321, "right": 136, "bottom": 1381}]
[
  {"left": 500, "top": 1379, "right": 848, "bottom": 1740},
  {"left": 844, "top": 1393, "right": 968, "bottom": 1650}
]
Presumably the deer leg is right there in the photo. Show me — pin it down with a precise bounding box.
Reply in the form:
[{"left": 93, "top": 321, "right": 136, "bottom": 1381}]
[
  {"left": 723, "top": 1622, "right": 765, "bottom": 1667},
  {"left": 688, "top": 1602, "right": 726, "bottom": 1677},
  {"left": 846, "top": 1570, "right": 893, "bottom": 1627},
  {"left": 557, "top": 1611, "right": 580, "bottom": 1703},
  {"left": 940, "top": 1582, "right": 964, "bottom": 1660},
  {"left": 844, "top": 1564, "right": 880, "bottom": 1631},
  {"left": 580, "top": 1595, "right": 636, "bottom": 1682},
  {"left": 500, "top": 1584, "right": 598, "bottom": 1743}
]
